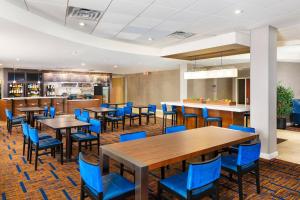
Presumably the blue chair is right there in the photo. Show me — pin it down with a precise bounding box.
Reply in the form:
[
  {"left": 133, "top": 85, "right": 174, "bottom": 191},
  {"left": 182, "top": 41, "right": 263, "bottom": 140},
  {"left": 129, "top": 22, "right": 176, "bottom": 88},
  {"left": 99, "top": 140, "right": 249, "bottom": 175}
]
[
  {"left": 158, "top": 155, "right": 221, "bottom": 200},
  {"left": 81, "top": 110, "right": 90, "bottom": 119},
  {"left": 182, "top": 106, "right": 198, "bottom": 128},
  {"left": 119, "top": 131, "right": 146, "bottom": 176},
  {"left": 165, "top": 125, "right": 186, "bottom": 134},
  {"left": 28, "top": 127, "right": 63, "bottom": 170},
  {"left": 74, "top": 108, "right": 81, "bottom": 119},
  {"left": 71, "top": 119, "right": 101, "bottom": 156},
  {"left": 100, "top": 103, "right": 109, "bottom": 108},
  {"left": 162, "top": 104, "right": 177, "bottom": 133},
  {"left": 202, "top": 107, "right": 222, "bottom": 127},
  {"left": 5, "top": 109, "right": 25, "bottom": 134},
  {"left": 221, "top": 142, "right": 261, "bottom": 200},
  {"left": 141, "top": 104, "right": 157, "bottom": 124},
  {"left": 126, "top": 102, "right": 133, "bottom": 107},
  {"left": 228, "top": 125, "right": 256, "bottom": 154},
  {"left": 124, "top": 106, "right": 139, "bottom": 126},
  {"left": 49, "top": 107, "right": 56, "bottom": 118},
  {"left": 78, "top": 152, "right": 135, "bottom": 200},
  {"left": 21, "top": 122, "right": 52, "bottom": 160},
  {"left": 292, "top": 99, "right": 300, "bottom": 126},
  {"left": 106, "top": 108, "right": 125, "bottom": 131},
  {"left": 34, "top": 106, "right": 49, "bottom": 129}
]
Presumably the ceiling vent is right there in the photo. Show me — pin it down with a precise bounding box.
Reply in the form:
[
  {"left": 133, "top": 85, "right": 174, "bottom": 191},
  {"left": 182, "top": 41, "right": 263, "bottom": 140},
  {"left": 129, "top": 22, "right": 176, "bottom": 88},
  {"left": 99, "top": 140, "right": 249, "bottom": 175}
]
[
  {"left": 168, "top": 31, "right": 195, "bottom": 39},
  {"left": 67, "top": 6, "right": 102, "bottom": 21}
]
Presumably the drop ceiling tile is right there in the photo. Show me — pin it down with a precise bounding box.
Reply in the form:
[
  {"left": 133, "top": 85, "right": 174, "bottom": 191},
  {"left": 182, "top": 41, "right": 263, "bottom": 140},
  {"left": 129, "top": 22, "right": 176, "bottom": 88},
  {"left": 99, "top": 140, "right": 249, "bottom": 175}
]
[
  {"left": 5, "top": 0, "right": 28, "bottom": 10},
  {"left": 93, "top": 22, "right": 125, "bottom": 36},
  {"left": 168, "top": 10, "right": 208, "bottom": 24},
  {"left": 141, "top": 4, "right": 178, "bottom": 19},
  {"left": 100, "top": 12, "right": 135, "bottom": 25},
  {"left": 186, "top": 0, "right": 234, "bottom": 15},
  {"left": 117, "top": 32, "right": 141, "bottom": 40},
  {"left": 130, "top": 17, "right": 162, "bottom": 29},
  {"left": 68, "top": 0, "right": 112, "bottom": 11},
  {"left": 155, "top": 0, "right": 196, "bottom": 9},
  {"left": 107, "top": 0, "right": 153, "bottom": 16},
  {"left": 122, "top": 26, "right": 149, "bottom": 34}
]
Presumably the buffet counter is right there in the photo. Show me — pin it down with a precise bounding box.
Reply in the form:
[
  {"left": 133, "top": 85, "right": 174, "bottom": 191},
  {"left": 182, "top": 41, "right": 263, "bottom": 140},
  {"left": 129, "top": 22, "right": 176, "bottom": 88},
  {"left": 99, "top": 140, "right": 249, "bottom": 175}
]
[{"left": 163, "top": 101, "right": 250, "bottom": 129}]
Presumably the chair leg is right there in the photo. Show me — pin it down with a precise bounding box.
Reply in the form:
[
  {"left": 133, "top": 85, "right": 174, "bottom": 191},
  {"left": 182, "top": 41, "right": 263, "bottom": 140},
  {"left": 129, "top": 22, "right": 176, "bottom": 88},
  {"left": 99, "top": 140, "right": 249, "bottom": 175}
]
[
  {"left": 182, "top": 160, "right": 186, "bottom": 172},
  {"left": 162, "top": 115, "right": 165, "bottom": 134},
  {"left": 27, "top": 140, "right": 31, "bottom": 161},
  {"left": 97, "top": 137, "right": 100, "bottom": 155},
  {"left": 23, "top": 138, "right": 26, "bottom": 156},
  {"left": 160, "top": 167, "right": 165, "bottom": 179},
  {"left": 237, "top": 173, "right": 244, "bottom": 200},
  {"left": 122, "top": 119, "right": 125, "bottom": 130},
  {"left": 154, "top": 114, "right": 156, "bottom": 124},
  {"left": 120, "top": 163, "right": 124, "bottom": 176},
  {"left": 53, "top": 148, "right": 56, "bottom": 158},
  {"left": 29, "top": 143, "right": 33, "bottom": 163},
  {"left": 78, "top": 142, "right": 82, "bottom": 158},
  {"left": 214, "top": 181, "right": 219, "bottom": 200},
  {"left": 171, "top": 114, "right": 174, "bottom": 126},
  {"left": 89, "top": 141, "right": 92, "bottom": 151},
  {"left": 111, "top": 121, "right": 113, "bottom": 132},
  {"left": 34, "top": 147, "right": 38, "bottom": 171},
  {"left": 80, "top": 180, "right": 85, "bottom": 200},
  {"left": 256, "top": 162, "right": 260, "bottom": 194},
  {"left": 60, "top": 143, "right": 63, "bottom": 165},
  {"left": 195, "top": 116, "right": 198, "bottom": 128},
  {"left": 157, "top": 182, "right": 162, "bottom": 200}
]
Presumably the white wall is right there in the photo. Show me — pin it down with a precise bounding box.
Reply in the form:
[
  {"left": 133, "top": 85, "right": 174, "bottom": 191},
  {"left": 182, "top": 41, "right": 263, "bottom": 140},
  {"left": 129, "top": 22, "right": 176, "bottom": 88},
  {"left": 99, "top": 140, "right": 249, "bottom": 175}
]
[{"left": 278, "top": 62, "right": 300, "bottom": 98}]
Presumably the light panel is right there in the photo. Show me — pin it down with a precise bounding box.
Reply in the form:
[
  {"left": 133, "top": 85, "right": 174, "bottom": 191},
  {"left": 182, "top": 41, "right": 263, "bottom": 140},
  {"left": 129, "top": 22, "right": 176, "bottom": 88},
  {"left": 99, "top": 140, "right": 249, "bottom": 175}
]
[{"left": 184, "top": 68, "right": 238, "bottom": 79}]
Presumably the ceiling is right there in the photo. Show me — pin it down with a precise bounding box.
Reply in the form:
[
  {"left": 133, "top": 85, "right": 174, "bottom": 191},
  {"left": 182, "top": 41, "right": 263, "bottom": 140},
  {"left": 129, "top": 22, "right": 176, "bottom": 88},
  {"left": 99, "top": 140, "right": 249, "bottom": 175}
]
[{"left": 1, "top": 0, "right": 300, "bottom": 74}]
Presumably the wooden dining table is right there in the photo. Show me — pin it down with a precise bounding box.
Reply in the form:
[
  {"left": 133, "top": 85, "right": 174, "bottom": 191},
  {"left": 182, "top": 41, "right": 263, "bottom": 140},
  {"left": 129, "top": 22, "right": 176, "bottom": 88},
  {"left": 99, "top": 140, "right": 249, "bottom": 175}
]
[
  {"left": 83, "top": 107, "right": 116, "bottom": 131},
  {"left": 101, "top": 126, "right": 258, "bottom": 200},
  {"left": 17, "top": 106, "right": 45, "bottom": 127},
  {"left": 133, "top": 105, "right": 149, "bottom": 125},
  {"left": 39, "top": 117, "right": 90, "bottom": 161}
]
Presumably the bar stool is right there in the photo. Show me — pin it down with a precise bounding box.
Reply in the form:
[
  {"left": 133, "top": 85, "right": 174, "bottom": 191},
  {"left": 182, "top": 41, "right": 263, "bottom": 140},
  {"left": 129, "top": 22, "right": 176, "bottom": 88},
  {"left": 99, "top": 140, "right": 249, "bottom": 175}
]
[
  {"left": 162, "top": 104, "right": 176, "bottom": 133},
  {"left": 244, "top": 112, "right": 250, "bottom": 127},
  {"left": 202, "top": 107, "right": 222, "bottom": 127},
  {"left": 181, "top": 105, "right": 198, "bottom": 128}
]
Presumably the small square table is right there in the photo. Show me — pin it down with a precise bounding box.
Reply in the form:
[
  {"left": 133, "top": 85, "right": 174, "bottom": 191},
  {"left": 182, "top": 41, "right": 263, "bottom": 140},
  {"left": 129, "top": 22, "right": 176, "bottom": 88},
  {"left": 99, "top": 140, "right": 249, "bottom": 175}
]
[
  {"left": 83, "top": 107, "right": 116, "bottom": 131},
  {"left": 133, "top": 105, "right": 150, "bottom": 125},
  {"left": 17, "top": 107, "right": 45, "bottom": 127}
]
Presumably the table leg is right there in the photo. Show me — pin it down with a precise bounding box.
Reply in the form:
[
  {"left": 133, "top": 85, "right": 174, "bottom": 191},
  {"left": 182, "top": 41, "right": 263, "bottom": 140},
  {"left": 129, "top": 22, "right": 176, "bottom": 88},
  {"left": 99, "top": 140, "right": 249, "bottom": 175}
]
[
  {"left": 94, "top": 112, "right": 97, "bottom": 119},
  {"left": 103, "top": 113, "right": 107, "bottom": 131},
  {"left": 101, "top": 153, "right": 110, "bottom": 174},
  {"left": 135, "top": 166, "right": 148, "bottom": 200},
  {"left": 65, "top": 127, "right": 72, "bottom": 161},
  {"left": 139, "top": 108, "right": 142, "bottom": 126},
  {"left": 31, "top": 112, "right": 35, "bottom": 127}
]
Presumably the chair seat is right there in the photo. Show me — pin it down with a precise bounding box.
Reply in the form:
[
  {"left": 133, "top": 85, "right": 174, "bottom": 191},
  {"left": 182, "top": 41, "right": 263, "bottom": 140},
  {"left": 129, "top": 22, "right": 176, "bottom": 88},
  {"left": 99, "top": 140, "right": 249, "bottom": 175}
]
[
  {"left": 38, "top": 138, "right": 62, "bottom": 149},
  {"left": 126, "top": 113, "right": 139, "bottom": 118},
  {"left": 164, "top": 111, "right": 176, "bottom": 115},
  {"left": 221, "top": 155, "right": 256, "bottom": 172},
  {"left": 205, "top": 117, "right": 222, "bottom": 121},
  {"left": 141, "top": 112, "right": 155, "bottom": 116},
  {"left": 183, "top": 113, "right": 198, "bottom": 118},
  {"left": 106, "top": 116, "right": 123, "bottom": 121},
  {"left": 11, "top": 117, "right": 25, "bottom": 124},
  {"left": 160, "top": 172, "right": 214, "bottom": 199},
  {"left": 71, "top": 132, "right": 98, "bottom": 141},
  {"left": 34, "top": 115, "right": 50, "bottom": 120},
  {"left": 86, "top": 173, "right": 135, "bottom": 200},
  {"left": 39, "top": 133, "right": 52, "bottom": 140}
]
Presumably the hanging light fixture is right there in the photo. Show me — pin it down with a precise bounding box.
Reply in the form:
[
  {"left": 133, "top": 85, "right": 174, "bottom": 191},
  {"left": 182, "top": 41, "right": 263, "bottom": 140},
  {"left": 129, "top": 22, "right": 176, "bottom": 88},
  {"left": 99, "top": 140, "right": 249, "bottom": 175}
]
[
  {"left": 37, "top": 70, "right": 41, "bottom": 84},
  {"left": 13, "top": 66, "right": 16, "bottom": 84}
]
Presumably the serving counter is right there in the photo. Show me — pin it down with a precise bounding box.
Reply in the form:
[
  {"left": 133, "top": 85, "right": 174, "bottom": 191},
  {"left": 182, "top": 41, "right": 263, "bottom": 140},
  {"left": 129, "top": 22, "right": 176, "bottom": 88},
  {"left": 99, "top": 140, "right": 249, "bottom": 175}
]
[{"left": 163, "top": 101, "right": 250, "bottom": 129}]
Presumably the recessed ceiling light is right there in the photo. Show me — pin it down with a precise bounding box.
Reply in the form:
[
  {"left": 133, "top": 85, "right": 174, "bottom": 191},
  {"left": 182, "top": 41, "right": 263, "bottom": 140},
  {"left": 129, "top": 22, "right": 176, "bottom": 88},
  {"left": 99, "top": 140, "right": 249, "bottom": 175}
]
[
  {"left": 234, "top": 9, "right": 243, "bottom": 14},
  {"left": 0, "top": 63, "right": 3, "bottom": 66},
  {"left": 113, "top": 65, "right": 118, "bottom": 68},
  {"left": 148, "top": 37, "right": 153, "bottom": 41},
  {"left": 16, "top": 58, "right": 20, "bottom": 62},
  {"left": 81, "top": 62, "right": 86, "bottom": 66},
  {"left": 79, "top": 22, "right": 85, "bottom": 27}
]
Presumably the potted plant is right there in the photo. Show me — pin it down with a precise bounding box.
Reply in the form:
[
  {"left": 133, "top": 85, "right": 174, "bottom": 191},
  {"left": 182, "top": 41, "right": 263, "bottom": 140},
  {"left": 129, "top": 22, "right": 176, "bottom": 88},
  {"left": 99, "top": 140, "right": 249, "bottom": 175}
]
[{"left": 277, "top": 84, "right": 294, "bottom": 129}]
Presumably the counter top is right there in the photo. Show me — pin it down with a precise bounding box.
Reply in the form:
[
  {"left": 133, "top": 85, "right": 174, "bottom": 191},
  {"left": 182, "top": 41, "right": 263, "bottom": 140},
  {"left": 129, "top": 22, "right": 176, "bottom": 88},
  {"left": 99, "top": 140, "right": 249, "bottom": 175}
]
[
  {"left": 2, "top": 96, "right": 67, "bottom": 100},
  {"left": 163, "top": 101, "right": 250, "bottom": 112}
]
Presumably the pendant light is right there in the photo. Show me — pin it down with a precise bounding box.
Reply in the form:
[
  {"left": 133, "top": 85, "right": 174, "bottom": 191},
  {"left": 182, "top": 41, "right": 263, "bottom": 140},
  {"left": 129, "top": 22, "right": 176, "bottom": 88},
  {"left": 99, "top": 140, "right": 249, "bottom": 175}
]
[{"left": 13, "top": 66, "right": 16, "bottom": 84}]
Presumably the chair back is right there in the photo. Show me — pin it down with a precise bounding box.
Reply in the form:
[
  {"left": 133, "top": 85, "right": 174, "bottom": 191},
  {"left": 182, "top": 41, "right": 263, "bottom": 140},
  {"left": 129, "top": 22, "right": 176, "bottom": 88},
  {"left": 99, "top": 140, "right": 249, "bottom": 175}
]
[
  {"left": 120, "top": 131, "right": 146, "bottom": 142},
  {"left": 171, "top": 105, "right": 177, "bottom": 112},
  {"left": 237, "top": 142, "right": 261, "bottom": 166},
  {"left": 21, "top": 122, "right": 29, "bottom": 138},
  {"left": 165, "top": 125, "right": 186, "bottom": 134},
  {"left": 81, "top": 110, "right": 90, "bottom": 119},
  {"left": 126, "top": 102, "right": 133, "bottom": 107},
  {"left": 74, "top": 109, "right": 81, "bottom": 119},
  {"left": 77, "top": 115, "right": 89, "bottom": 123},
  {"left": 229, "top": 125, "right": 255, "bottom": 134},
  {"left": 187, "top": 155, "right": 221, "bottom": 190},
  {"left": 148, "top": 104, "right": 156, "bottom": 113},
  {"left": 79, "top": 153, "right": 103, "bottom": 195},
  {"left": 181, "top": 105, "right": 186, "bottom": 115},
  {"left": 49, "top": 107, "right": 56, "bottom": 118},
  {"left": 5, "top": 109, "right": 13, "bottom": 120},
  {"left": 292, "top": 99, "right": 300, "bottom": 113},
  {"left": 43, "top": 106, "right": 49, "bottom": 116},
  {"left": 162, "top": 104, "right": 167, "bottom": 113},
  {"left": 89, "top": 119, "right": 101, "bottom": 134},
  {"left": 28, "top": 127, "right": 39, "bottom": 144},
  {"left": 100, "top": 103, "right": 109, "bottom": 108},
  {"left": 202, "top": 107, "right": 208, "bottom": 118},
  {"left": 116, "top": 108, "right": 125, "bottom": 117},
  {"left": 124, "top": 106, "right": 132, "bottom": 115}
]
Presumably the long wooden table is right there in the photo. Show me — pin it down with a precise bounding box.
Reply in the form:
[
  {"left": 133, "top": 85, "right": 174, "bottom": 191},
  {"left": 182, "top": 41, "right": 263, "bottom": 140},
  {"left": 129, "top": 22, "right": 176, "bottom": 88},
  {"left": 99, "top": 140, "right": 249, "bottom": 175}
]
[{"left": 101, "top": 126, "right": 257, "bottom": 200}]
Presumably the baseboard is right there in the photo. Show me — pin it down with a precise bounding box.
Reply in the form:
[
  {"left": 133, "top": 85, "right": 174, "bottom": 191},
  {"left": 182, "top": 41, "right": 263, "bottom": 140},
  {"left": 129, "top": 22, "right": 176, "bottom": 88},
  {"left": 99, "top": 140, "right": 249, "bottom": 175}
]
[{"left": 260, "top": 151, "right": 278, "bottom": 160}]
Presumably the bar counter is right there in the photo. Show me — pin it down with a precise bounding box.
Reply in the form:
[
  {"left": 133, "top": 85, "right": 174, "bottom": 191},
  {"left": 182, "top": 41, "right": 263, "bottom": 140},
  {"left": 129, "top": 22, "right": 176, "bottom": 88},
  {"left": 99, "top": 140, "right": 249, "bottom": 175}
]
[{"left": 163, "top": 101, "right": 250, "bottom": 129}]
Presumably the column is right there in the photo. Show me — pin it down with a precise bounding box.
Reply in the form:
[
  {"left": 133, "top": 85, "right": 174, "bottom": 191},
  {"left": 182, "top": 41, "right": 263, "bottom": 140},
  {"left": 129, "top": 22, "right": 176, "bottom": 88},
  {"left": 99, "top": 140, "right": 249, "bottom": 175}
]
[
  {"left": 180, "top": 64, "right": 188, "bottom": 101},
  {"left": 250, "top": 26, "right": 278, "bottom": 159}
]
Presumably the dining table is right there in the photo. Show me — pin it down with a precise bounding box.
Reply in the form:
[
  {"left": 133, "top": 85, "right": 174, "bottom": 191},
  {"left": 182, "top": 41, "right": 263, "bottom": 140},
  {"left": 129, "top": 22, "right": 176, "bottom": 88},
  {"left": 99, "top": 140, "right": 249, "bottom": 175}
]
[
  {"left": 133, "top": 105, "right": 150, "bottom": 125},
  {"left": 101, "top": 126, "right": 258, "bottom": 200},
  {"left": 108, "top": 102, "right": 125, "bottom": 108},
  {"left": 83, "top": 107, "right": 116, "bottom": 131},
  {"left": 17, "top": 106, "right": 45, "bottom": 127},
  {"left": 38, "top": 117, "right": 90, "bottom": 161}
]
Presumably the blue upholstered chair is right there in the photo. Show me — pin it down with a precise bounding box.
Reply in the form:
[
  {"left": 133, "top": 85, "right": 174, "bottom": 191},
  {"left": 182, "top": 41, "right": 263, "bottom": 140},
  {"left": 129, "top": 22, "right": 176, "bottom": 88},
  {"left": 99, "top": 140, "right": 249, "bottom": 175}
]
[
  {"left": 182, "top": 105, "right": 198, "bottom": 128},
  {"left": 126, "top": 102, "right": 133, "bottom": 107},
  {"left": 162, "top": 104, "right": 177, "bottom": 133},
  {"left": 49, "top": 107, "right": 56, "bottom": 118},
  {"left": 28, "top": 127, "right": 63, "bottom": 170},
  {"left": 100, "top": 103, "right": 109, "bottom": 108},
  {"left": 292, "top": 99, "right": 300, "bottom": 126},
  {"left": 202, "top": 107, "right": 222, "bottom": 127},
  {"left": 228, "top": 125, "right": 256, "bottom": 154},
  {"left": 5, "top": 109, "right": 24, "bottom": 134},
  {"left": 74, "top": 108, "right": 81, "bottom": 119},
  {"left": 81, "top": 110, "right": 90, "bottom": 119},
  {"left": 165, "top": 125, "right": 186, "bottom": 134},
  {"left": 221, "top": 142, "right": 261, "bottom": 200},
  {"left": 119, "top": 131, "right": 146, "bottom": 176},
  {"left": 71, "top": 119, "right": 101, "bottom": 156},
  {"left": 35, "top": 106, "right": 50, "bottom": 129},
  {"left": 21, "top": 122, "right": 52, "bottom": 160},
  {"left": 124, "top": 106, "right": 139, "bottom": 126},
  {"left": 141, "top": 104, "right": 157, "bottom": 124},
  {"left": 79, "top": 152, "right": 135, "bottom": 200},
  {"left": 158, "top": 155, "right": 221, "bottom": 200},
  {"left": 106, "top": 108, "right": 125, "bottom": 131}
]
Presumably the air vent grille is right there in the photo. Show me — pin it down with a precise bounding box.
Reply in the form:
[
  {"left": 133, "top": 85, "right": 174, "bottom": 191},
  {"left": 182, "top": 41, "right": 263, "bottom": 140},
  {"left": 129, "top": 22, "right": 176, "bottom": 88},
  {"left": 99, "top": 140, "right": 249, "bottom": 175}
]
[
  {"left": 168, "top": 31, "right": 195, "bottom": 39},
  {"left": 67, "top": 6, "right": 102, "bottom": 21}
]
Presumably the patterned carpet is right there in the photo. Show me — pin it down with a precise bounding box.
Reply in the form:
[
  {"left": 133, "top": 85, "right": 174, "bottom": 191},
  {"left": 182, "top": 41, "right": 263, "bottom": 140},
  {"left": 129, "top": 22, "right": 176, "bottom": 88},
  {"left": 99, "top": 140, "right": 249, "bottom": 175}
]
[{"left": 0, "top": 117, "right": 299, "bottom": 200}]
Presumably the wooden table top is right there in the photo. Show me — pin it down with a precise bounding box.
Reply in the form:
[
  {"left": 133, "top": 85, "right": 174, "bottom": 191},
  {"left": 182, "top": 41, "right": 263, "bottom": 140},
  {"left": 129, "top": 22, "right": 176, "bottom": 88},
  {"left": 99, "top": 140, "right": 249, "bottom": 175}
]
[
  {"left": 83, "top": 107, "right": 116, "bottom": 113},
  {"left": 39, "top": 117, "right": 90, "bottom": 129},
  {"left": 17, "top": 107, "right": 45, "bottom": 112},
  {"left": 133, "top": 105, "right": 149, "bottom": 108},
  {"left": 101, "top": 126, "right": 257, "bottom": 170}
]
